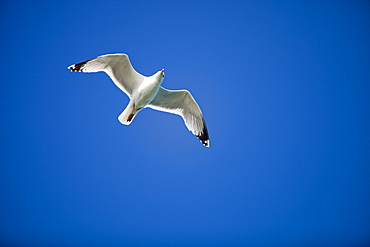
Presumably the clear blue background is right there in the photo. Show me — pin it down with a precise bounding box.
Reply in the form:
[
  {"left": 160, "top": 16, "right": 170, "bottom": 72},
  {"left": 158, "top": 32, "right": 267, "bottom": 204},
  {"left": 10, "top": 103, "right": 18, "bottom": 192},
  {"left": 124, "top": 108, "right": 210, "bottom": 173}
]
[{"left": 1, "top": 1, "right": 369, "bottom": 246}]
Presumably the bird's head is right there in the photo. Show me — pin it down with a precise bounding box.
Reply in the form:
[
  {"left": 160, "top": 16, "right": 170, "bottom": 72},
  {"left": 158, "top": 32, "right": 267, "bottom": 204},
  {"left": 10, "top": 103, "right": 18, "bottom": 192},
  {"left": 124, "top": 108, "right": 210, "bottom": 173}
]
[
  {"left": 155, "top": 69, "right": 165, "bottom": 84},
  {"left": 160, "top": 69, "right": 165, "bottom": 78}
]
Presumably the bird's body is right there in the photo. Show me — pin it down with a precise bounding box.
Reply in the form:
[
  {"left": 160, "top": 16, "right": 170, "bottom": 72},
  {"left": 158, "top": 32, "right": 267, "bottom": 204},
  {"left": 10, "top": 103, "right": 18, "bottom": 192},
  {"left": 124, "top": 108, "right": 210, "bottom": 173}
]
[
  {"left": 118, "top": 70, "right": 164, "bottom": 125},
  {"left": 68, "top": 53, "right": 210, "bottom": 147}
]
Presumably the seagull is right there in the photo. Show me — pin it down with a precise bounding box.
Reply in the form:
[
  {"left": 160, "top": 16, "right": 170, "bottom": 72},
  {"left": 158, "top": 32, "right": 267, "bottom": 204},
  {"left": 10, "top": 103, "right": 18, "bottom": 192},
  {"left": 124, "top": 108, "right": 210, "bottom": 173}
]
[{"left": 68, "top": 53, "right": 210, "bottom": 147}]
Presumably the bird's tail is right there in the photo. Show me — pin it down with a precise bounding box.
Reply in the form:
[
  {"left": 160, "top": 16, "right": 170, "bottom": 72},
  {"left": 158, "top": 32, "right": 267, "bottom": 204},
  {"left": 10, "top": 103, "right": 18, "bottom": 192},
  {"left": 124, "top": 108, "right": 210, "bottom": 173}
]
[{"left": 118, "top": 102, "right": 137, "bottom": 125}]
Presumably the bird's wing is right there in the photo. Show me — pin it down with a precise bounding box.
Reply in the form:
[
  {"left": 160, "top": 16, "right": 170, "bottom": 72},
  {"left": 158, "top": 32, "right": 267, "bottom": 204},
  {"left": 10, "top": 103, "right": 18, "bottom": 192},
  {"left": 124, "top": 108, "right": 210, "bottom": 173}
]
[
  {"left": 68, "top": 54, "right": 144, "bottom": 97},
  {"left": 148, "top": 87, "right": 210, "bottom": 147}
]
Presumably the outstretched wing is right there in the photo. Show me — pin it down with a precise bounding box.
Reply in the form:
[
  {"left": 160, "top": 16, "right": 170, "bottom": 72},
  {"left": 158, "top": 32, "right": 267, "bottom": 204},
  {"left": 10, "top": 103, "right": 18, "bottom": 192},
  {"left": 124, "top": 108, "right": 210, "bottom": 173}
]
[
  {"left": 68, "top": 54, "right": 144, "bottom": 97},
  {"left": 148, "top": 87, "right": 210, "bottom": 147}
]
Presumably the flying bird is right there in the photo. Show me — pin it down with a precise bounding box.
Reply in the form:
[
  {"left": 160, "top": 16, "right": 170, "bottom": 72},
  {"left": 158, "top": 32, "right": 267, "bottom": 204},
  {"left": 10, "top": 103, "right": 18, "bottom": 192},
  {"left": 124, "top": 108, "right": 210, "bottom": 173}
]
[{"left": 68, "top": 54, "right": 210, "bottom": 147}]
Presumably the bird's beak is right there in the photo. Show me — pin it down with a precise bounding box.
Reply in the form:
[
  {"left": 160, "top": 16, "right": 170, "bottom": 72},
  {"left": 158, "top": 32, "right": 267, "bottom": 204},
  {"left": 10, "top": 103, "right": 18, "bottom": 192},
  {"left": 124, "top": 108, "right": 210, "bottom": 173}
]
[{"left": 161, "top": 69, "right": 165, "bottom": 73}]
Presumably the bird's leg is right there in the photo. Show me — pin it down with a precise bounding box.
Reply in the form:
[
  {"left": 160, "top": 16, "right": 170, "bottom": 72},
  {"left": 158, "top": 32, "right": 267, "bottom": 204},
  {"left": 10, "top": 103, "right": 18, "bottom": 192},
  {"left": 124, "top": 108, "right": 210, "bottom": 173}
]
[
  {"left": 127, "top": 113, "right": 134, "bottom": 122},
  {"left": 126, "top": 103, "right": 136, "bottom": 122}
]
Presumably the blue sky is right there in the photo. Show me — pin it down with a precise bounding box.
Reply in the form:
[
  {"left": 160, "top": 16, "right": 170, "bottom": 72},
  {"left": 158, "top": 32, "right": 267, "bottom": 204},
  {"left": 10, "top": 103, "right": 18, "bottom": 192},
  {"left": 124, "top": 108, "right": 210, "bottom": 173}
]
[{"left": 1, "top": 0, "right": 369, "bottom": 246}]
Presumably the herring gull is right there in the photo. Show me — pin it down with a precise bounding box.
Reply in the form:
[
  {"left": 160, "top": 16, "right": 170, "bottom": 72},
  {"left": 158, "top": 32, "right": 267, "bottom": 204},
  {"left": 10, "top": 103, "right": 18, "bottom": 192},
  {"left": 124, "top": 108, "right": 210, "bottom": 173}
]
[{"left": 68, "top": 53, "right": 210, "bottom": 147}]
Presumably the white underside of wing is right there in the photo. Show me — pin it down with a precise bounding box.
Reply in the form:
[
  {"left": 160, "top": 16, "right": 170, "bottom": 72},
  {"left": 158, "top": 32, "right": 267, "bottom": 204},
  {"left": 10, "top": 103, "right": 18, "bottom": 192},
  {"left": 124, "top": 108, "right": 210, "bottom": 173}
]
[
  {"left": 148, "top": 87, "right": 209, "bottom": 147},
  {"left": 68, "top": 54, "right": 145, "bottom": 97}
]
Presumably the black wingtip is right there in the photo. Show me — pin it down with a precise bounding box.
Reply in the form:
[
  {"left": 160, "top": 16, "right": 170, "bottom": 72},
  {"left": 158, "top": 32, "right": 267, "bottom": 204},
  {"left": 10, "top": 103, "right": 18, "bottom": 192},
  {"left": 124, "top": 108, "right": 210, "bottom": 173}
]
[
  {"left": 68, "top": 58, "right": 93, "bottom": 72},
  {"left": 197, "top": 119, "right": 210, "bottom": 147},
  {"left": 68, "top": 61, "right": 85, "bottom": 72}
]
